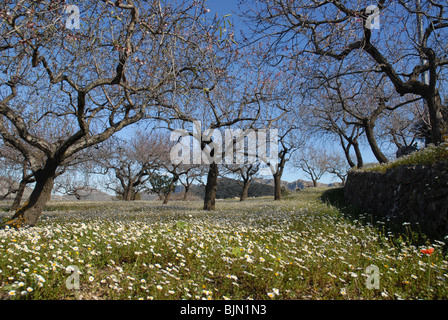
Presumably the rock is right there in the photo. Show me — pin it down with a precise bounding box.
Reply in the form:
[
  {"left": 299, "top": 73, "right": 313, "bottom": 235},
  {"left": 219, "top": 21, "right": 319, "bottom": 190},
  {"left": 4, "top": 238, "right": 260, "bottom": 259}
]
[{"left": 344, "top": 162, "right": 448, "bottom": 239}]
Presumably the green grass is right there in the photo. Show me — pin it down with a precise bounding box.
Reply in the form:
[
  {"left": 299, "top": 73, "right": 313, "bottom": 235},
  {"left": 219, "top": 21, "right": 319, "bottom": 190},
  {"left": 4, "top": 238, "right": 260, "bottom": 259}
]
[
  {"left": 358, "top": 142, "right": 448, "bottom": 173},
  {"left": 0, "top": 189, "right": 447, "bottom": 300}
]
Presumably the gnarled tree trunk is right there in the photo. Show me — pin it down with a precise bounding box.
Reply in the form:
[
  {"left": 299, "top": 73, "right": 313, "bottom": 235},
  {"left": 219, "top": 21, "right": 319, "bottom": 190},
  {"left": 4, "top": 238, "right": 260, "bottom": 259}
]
[
  {"left": 363, "top": 119, "right": 389, "bottom": 164},
  {"left": 2, "top": 161, "right": 58, "bottom": 228},
  {"left": 239, "top": 178, "right": 251, "bottom": 201},
  {"left": 426, "top": 90, "right": 446, "bottom": 145},
  {"left": 182, "top": 185, "right": 190, "bottom": 201},
  {"left": 273, "top": 148, "right": 288, "bottom": 201},
  {"left": 203, "top": 163, "right": 218, "bottom": 210},
  {"left": 273, "top": 173, "right": 282, "bottom": 201},
  {"left": 122, "top": 186, "right": 135, "bottom": 201}
]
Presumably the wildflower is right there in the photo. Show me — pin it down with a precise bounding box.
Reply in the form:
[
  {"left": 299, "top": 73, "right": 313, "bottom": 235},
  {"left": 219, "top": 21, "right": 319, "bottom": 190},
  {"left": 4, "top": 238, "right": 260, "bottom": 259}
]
[
  {"left": 89, "top": 276, "right": 94, "bottom": 282},
  {"left": 267, "top": 292, "right": 275, "bottom": 298},
  {"left": 156, "top": 285, "right": 163, "bottom": 290},
  {"left": 340, "top": 288, "right": 347, "bottom": 296},
  {"left": 421, "top": 247, "right": 434, "bottom": 255},
  {"left": 272, "top": 288, "right": 280, "bottom": 296},
  {"left": 26, "top": 287, "right": 33, "bottom": 293},
  {"left": 226, "top": 274, "right": 238, "bottom": 281}
]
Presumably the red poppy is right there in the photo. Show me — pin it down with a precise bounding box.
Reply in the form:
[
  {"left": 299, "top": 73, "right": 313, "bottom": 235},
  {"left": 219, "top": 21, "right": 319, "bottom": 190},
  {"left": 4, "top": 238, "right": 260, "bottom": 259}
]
[{"left": 420, "top": 247, "right": 434, "bottom": 255}]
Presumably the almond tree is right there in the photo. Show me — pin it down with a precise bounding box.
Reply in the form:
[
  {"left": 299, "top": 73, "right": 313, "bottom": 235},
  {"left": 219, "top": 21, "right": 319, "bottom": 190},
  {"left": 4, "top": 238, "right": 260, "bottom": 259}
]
[
  {"left": 242, "top": 0, "right": 448, "bottom": 145},
  {"left": 179, "top": 165, "right": 207, "bottom": 201},
  {"left": 310, "top": 100, "right": 365, "bottom": 169},
  {"left": 160, "top": 43, "right": 290, "bottom": 210},
  {"left": 322, "top": 74, "right": 423, "bottom": 164},
  {"left": 294, "top": 146, "right": 330, "bottom": 187},
  {"left": 222, "top": 161, "right": 261, "bottom": 201},
  {"left": 96, "top": 132, "right": 166, "bottom": 201},
  {"left": 0, "top": 0, "right": 222, "bottom": 228}
]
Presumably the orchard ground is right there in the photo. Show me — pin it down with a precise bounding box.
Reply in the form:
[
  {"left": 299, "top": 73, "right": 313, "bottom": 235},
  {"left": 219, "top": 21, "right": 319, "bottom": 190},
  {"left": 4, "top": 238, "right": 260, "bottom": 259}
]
[{"left": 0, "top": 188, "right": 447, "bottom": 300}]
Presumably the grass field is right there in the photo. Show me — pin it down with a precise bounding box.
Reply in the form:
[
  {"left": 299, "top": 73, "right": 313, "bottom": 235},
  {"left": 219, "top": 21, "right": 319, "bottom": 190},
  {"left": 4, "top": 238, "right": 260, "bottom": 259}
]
[{"left": 0, "top": 188, "right": 447, "bottom": 300}]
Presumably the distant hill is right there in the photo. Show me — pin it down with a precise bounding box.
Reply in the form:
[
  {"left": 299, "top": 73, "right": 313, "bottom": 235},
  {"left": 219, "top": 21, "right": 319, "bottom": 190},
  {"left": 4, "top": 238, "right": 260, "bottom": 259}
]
[
  {"left": 253, "top": 177, "right": 333, "bottom": 190},
  {"left": 189, "top": 177, "right": 276, "bottom": 199}
]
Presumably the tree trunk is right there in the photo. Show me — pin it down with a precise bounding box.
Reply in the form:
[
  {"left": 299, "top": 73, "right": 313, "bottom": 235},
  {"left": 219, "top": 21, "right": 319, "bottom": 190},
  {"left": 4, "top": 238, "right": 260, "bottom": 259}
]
[
  {"left": 163, "top": 177, "right": 178, "bottom": 205},
  {"left": 203, "top": 163, "right": 218, "bottom": 210},
  {"left": 273, "top": 173, "right": 282, "bottom": 200},
  {"left": 10, "top": 179, "right": 28, "bottom": 212},
  {"left": 182, "top": 185, "right": 190, "bottom": 201},
  {"left": 239, "top": 179, "right": 251, "bottom": 201},
  {"left": 162, "top": 189, "right": 172, "bottom": 204},
  {"left": 352, "top": 140, "right": 364, "bottom": 168},
  {"left": 123, "top": 186, "right": 134, "bottom": 201},
  {"left": 2, "top": 163, "right": 57, "bottom": 228},
  {"left": 341, "top": 139, "right": 356, "bottom": 168},
  {"left": 426, "top": 91, "right": 446, "bottom": 145},
  {"left": 312, "top": 179, "right": 317, "bottom": 187},
  {"left": 273, "top": 149, "right": 287, "bottom": 201},
  {"left": 363, "top": 120, "right": 389, "bottom": 164}
]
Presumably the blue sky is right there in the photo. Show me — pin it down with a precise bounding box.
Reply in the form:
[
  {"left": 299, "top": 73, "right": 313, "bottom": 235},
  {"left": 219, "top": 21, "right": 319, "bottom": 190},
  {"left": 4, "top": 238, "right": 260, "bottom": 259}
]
[{"left": 206, "top": 0, "right": 241, "bottom": 18}]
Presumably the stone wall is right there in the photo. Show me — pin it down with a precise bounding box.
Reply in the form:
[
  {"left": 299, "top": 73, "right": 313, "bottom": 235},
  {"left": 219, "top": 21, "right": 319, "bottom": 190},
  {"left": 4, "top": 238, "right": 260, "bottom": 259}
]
[{"left": 344, "top": 162, "right": 448, "bottom": 238}]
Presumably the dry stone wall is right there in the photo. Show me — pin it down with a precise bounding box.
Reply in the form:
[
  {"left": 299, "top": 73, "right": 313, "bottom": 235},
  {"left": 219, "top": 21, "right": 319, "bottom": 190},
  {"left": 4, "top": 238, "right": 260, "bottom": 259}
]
[{"left": 344, "top": 162, "right": 448, "bottom": 238}]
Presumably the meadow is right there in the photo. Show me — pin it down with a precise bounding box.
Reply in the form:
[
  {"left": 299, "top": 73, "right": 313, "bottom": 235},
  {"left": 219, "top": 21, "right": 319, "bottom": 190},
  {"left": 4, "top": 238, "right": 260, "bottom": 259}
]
[{"left": 0, "top": 188, "right": 447, "bottom": 300}]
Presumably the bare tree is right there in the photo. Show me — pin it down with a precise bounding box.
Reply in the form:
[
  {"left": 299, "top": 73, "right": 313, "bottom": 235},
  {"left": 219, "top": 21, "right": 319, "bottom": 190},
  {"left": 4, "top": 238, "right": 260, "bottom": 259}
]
[
  {"left": 53, "top": 165, "right": 94, "bottom": 201},
  {"left": 326, "top": 152, "right": 351, "bottom": 185},
  {"left": 295, "top": 146, "right": 330, "bottom": 188},
  {"left": 0, "top": 0, "right": 223, "bottom": 227},
  {"left": 222, "top": 161, "right": 261, "bottom": 201},
  {"left": 160, "top": 163, "right": 199, "bottom": 204},
  {"left": 270, "top": 109, "right": 306, "bottom": 200},
  {"left": 97, "top": 131, "right": 167, "bottom": 201},
  {"left": 311, "top": 102, "right": 365, "bottom": 169},
  {"left": 179, "top": 165, "right": 207, "bottom": 201},
  {"left": 162, "top": 43, "right": 290, "bottom": 210},
  {"left": 242, "top": 0, "right": 448, "bottom": 145}
]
